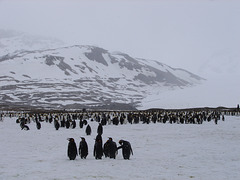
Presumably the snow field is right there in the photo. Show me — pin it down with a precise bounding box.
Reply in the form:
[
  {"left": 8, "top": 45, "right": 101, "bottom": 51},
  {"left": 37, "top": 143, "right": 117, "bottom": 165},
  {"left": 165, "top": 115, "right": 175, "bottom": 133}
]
[{"left": 0, "top": 115, "right": 240, "bottom": 180}]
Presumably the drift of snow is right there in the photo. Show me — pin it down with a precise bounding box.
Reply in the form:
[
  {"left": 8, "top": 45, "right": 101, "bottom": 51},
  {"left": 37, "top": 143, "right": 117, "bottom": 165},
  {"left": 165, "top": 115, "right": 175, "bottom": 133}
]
[{"left": 0, "top": 115, "right": 240, "bottom": 180}]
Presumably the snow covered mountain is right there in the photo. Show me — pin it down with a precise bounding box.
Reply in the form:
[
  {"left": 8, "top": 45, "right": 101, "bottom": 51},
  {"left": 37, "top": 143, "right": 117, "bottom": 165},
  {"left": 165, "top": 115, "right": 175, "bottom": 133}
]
[
  {"left": 0, "top": 45, "right": 204, "bottom": 110},
  {"left": 0, "top": 30, "right": 204, "bottom": 110}
]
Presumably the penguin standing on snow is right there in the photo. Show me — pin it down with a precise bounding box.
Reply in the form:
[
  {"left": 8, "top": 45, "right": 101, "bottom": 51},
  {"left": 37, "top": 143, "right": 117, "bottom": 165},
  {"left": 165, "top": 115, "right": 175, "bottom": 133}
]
[
  {"left": 67, "top": 138, "right": 77, "bottom": 160},
  {"left": 103, "top": 139, "right": 110, "bottom": 158},
  {"left": 117, "top": 140, "right": 133, "bottom": 160},
  {"left": 107, "top": 137, "right": 117, "bottom": 159},
  {"left": 54, "top": 120, "right": 60, "bottom": 130},
  {"left": 79, "top": 119, "right": 83, "bottom": 128},
  {"left": 65, "top": 120, "right": 70, "bottom": 129},
  {"left": 20, "top": 118, "right": 29, "bottom": 130},
  {"left": 71, "top": 120, "right": 76, "bottom": 129},
  {"left": 94, "top": 136, "right": 103, "bottom": 159},
  {"left": 85, "top": 124, "right": 91, "bottom": 135},
  {"left": 97, "top": 123, "right": 103, "bottom": 135},
  {"left": 36, "top": 121, "right": 41, "bottom": 130},
  {"left": 79, "top": 137, "right": 88, "bottom": 159}
]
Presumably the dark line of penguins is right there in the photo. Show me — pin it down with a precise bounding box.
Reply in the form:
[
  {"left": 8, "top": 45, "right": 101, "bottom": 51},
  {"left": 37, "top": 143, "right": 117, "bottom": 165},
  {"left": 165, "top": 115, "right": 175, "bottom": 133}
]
[{"left": 14, "top": 108, "right": 236, "bottom": 132}]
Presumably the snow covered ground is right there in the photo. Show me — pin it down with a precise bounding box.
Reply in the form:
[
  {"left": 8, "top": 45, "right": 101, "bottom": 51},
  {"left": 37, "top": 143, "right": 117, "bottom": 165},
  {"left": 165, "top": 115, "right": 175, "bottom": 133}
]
[{"left": 0, "top": 115, "right": 240, "bottom": 180}]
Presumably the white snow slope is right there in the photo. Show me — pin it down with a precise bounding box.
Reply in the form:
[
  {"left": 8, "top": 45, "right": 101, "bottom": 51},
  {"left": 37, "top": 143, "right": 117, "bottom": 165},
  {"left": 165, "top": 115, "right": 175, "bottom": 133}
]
[{"left": 0, "top": 115, "right": 240, "bottom": 180}]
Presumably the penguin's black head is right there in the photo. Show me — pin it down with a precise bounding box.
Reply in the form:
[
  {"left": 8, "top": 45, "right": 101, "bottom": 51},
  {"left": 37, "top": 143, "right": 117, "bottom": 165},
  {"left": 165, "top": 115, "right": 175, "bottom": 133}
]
[
  {"left": 68, "top": 138, "right": 74, "bottom": 142},
  {"left": 119, "top": 140, "right": 123, "bottom": 145}
]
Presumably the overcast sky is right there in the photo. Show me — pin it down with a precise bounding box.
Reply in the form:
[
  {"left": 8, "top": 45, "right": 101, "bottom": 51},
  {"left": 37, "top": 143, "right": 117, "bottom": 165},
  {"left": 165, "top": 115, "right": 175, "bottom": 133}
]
[{"left": 0, "top": 0, "right": 239, "bottom": 77}]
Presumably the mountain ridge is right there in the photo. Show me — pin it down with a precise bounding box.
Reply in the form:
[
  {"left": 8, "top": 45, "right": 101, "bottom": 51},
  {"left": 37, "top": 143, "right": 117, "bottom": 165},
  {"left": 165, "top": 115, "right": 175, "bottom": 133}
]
[
  {"left": 0, "top": 30, "right": 204, "bottom": 110},
  {"left": 0, "top": 44, "right": 204, "bottom": 110}
]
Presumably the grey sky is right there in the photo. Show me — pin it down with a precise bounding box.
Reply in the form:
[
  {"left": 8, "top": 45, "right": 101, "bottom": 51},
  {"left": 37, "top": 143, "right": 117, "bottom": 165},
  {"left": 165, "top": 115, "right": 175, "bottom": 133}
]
[{"left": 0, "top": 0, "right": 239, "bottom": 77}]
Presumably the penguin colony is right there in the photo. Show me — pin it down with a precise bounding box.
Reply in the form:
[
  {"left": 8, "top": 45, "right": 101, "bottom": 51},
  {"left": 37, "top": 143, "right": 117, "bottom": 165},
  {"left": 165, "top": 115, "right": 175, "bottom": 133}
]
[{"left": 2, "top": 107, "right": 240, "bottom": 160}]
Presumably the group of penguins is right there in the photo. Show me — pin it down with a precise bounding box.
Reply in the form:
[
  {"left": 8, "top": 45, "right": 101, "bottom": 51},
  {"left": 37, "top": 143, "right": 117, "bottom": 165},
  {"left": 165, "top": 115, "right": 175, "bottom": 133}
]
[
  {"left": 68, "top": 136, "right": 133, "bottom": 160},
  {"left": 67, "top": 122, "right": 133, "bottom": 160},
  {"left": 15, "top": 115, "right": 133, "bottom": 160},
  {"left": 14, "top": 109, "right": 229, "bottom": 132},
  {"left": 13, "top": 108, "right": 230, "bottom": 160}
]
